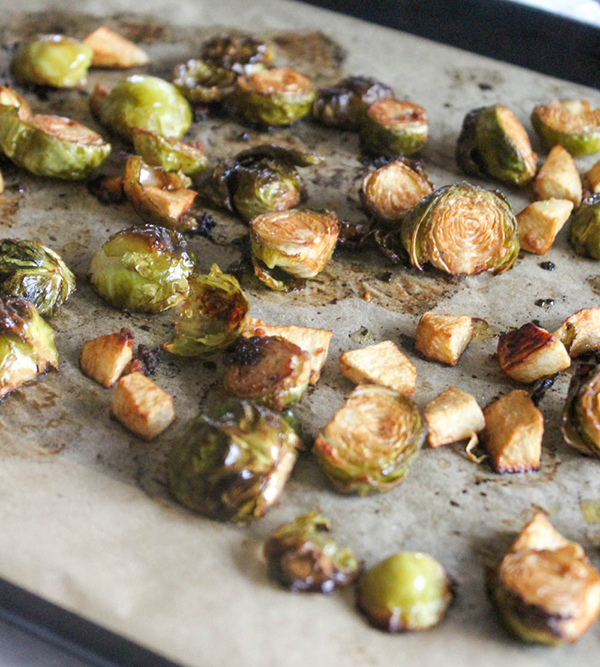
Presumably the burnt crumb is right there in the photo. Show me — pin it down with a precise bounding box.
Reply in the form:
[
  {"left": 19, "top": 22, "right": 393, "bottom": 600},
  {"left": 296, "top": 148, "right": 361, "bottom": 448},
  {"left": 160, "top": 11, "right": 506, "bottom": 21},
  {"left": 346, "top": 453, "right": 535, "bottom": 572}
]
[
  {"left": 139, "top": 325, "right": 151, "bottom": 332},
  {"left": 226, "top": 336, "right": 263, "bottom": 366},
  {"left": 203, "top": 360, "right": 217, "bottom": 371},
  {"left": 398, "top": 333, "right": 414, "bottom": 351},
  {"left": 359, "top": 154, "right": 392, "bottom": 168},
  {"left": 478, "top": 82, "right": 493, "bottom": 91},
  {"left": 450, "top": 500, "right": 460, "bottom": 507},
  {"left": 126, "top": 344, "right": 162, "bottom": 376},
  {"left": 530, "top": 373, "right": 558, "bottom": 407},
  {"left": 540, "top": 261, "right": 556, "bottom": 271},
  {"left": 531, "top": 319, "right": 542, "bottom": 327},
  {"left": 535, "top": 298, "right": 555, "bottom": 309},
  {"left": 193, "top": 211, "right": 217, "bottom": 242},
  {"left": 376, "top": 271, "right": 393, "bottom": 282}
]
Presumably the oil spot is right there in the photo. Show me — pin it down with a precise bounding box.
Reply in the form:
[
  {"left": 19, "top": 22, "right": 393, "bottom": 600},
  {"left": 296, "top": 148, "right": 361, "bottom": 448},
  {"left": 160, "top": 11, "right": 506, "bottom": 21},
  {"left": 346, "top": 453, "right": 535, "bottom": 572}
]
[
  {"left": 0, "top": 185, "right": 24, "bottom": 228},
  {"left": 580, "top": 500, "right": 600, "bottom": 525}
]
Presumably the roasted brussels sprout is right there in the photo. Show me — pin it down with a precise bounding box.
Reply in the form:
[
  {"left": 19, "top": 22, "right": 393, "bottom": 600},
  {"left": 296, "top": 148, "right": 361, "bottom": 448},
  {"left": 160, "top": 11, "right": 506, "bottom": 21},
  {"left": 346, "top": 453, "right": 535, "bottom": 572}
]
[
  {"left": 123, "top": 156, "right": 199, "bottom": 233},
  {"left": 400, "top": 182, "right": 519, "bottom": 275},
  {"left": 90, "top": 225, "right": 194, "bottom": 313},
  {"left": 360, "top": 159, "right": 433, "bottom": 224},
  {"left": 201, "top": 32, "right": 274, "bottom": 75},
  {"left": 532, "top": 100, "right": 600, "bottom": 157},
  {"left": 224, "top": 336, "right": 311, "bottom": 410},
  {"left": 356, "top": 552, "right": 453, "bottom": 632},
  {"left": 360, "top": 99, "right": 428, "bottom": 157},
  {"left": 168, "top": 398, "right": 300, "bottom": 522},
  {"left": 164, "top": 264, "right": 249, "bottom": 357},
  {"left": 311, "top": 76, "right": 393, "bottom": 130},
  {"left": 90, "top": 75, "right": 192, "bottom": 141},
  {"left": 0, "top": 296, "right": 59, "bottom": 399},
  {"left": 456, "top": 104, "right": 537, "bottom": 186},
  {"left": 235, "top": 67, "right": 315, "bottom": 127},
  {"left": 132, "top": 129, "right": 208, "bottom": 176},
  {"left": 250, "top": 209, "right": 339, "bottom": 290},
  {"left": 313, "top": 383, "right": 424, "bottom": 495},
  {"left": 569, "top": 193, "right": 600, "bottom": 259},
  {"left": 173, "top": 59, "right": 236, "bottom": 104},
  {"left": 0, "top": 104, "right": 110, "bottom": 180},
  {"left": 11, "top": 35, "right": 92, "bottom": 88},
  {"left": 0, "top": 239, "right": 75, "bottom": 316},
  {"left": 264, "top": 513, "right": 362, "bottom": 593},
  {"left": 562, "top": 360, "right": 600, "bottom": 457}
]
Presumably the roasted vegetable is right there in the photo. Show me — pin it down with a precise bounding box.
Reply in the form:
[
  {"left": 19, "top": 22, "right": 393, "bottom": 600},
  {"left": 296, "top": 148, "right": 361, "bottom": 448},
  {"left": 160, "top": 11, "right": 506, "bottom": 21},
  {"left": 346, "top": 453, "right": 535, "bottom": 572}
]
[
  {"left": 562, "top": 361, "right": 600, "bottom": 457},
  {"left": 235, "top": 67, "right": 315, "bottom": 127},
  {"left": 517, "top": 199, "right": 573, "bottom": 255},
  {"left": 264, "top": 513, "right": 362, "bottom": 593},
  {"left": 11, "top": 35, "right": 92, "bottom": 88},
  {"left": 90, "top": 75, "right": 192, "bottom": 141},
  {"left": 583, "top": 160, "right": 600, "bottom": 198},
  {"left": 360, "top": 99, "right": 428, "bottom": 157},
  {"left": 400, "top": 182, "right": 519, "bottom": 275},
  {"left": 0, "top": 295, "right": 58, "bottom": 399},
  {"left": 569, "top": 193, "right": 600, "bottom": 259},
  {"left": 0, "top": 239, "right": 75, "bottom": 316},
  {"left": 82, "top": 26, "right": 150, "bottom": 69},
  {"left": 89, "top": 225, "right": 194, "bottom": 313},
  {"left": 424, "top": 387, "right": 485, "bottom": 449},
  {"left": 224, "top": 335, "right": 311, "bottom": 410},
  {"left": 356, "top": 552, "right": 453, "bottom": 632},
  {"left": 164, "top": 264, "right": 249, "bottom": 357},
  {"left": 554, "top": 308, "right": 600, "bottom": 358},
  {"left": 201, "top": 33, "right": 274, "bottom": 75},
  {"left": 415, "top": 313, "right": 473, "bottom": 366},
  {"left": 339, "top": 340, "right": 417, "bottom": 396},
  {"left": 80, "top": 328, "right": 134, "bottom": 388},
  {"left": 360, "top": 159, "right": 433, "bottom": 224},
  {"left": 173, "top": 59, "right": 236, "bottom": 104},
  {"left": 313, "top": 383, "right": 424, "bottom": 495},
  {"left": 533, "top": 145, "right": 582, "bottom": 207},
  {"left": 491, "top": 513, "right": 600, "bottom": 644},
  {"left": 456, "top": 104, "right": 537, "bottom": 186},
  {"left": 132, "top": 129, "right": 207, "bottom": 176},
  {"left": 168, "top": 398, "right": 300, "bottom": 522},
  {"left": 311, "top": 76, "right": 393, "bottom": 130},
  {"left": 532, "top": 100, "right": 600, "bottom": 157}
]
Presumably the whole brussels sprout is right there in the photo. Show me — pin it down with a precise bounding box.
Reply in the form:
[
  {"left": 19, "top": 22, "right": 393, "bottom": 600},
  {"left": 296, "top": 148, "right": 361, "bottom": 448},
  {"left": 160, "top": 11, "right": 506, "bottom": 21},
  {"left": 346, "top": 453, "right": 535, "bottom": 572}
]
[
  {"left": 532, "top": 100, "right": 600, "bottom": 157},
  {"left": 360, "top": 99, "right": 428, "bottom": 157},
  {"left": 456, "top": 104, "right": 537, "bottom": 186},
  {"left": 132, "top": 129, "right": 208, "bottom": 176},
  {"left": 264, "top": 513, "right": 363, "bottom": 593},
  {"left": 164, "top": 264, "right": 249, "bottom": 357},
  {"left": 90, "top": 225, "right": 194, "bottom": 313},
  {"left": 90, "top": 75, "right": 192, "bottom": 141},
  {"left": 356, "top": 552, "right": 453, "bottom": 632},
  {"left": 11, "top": 35, "right": 92, "bottom": 88},
  {"left": 569, "top": 193, "right": 600, "bottom": 259},
  {"left": 168, "top": 398, "right": 300, "bottom": 522},
  {"left": 0, "top": 239, "right": 75, "bottom": 316},
  {"left": 173, "top": 59, "right": 236, "bottom": 104},
  {"left": 400, "top": 182, "right": 519, "bottom": 275},
  {"left": 562, "top": 360, "right": 600, "bottom": 457},
  {"left": 201, "top": 32, "right": 274, "bottom": 75}
]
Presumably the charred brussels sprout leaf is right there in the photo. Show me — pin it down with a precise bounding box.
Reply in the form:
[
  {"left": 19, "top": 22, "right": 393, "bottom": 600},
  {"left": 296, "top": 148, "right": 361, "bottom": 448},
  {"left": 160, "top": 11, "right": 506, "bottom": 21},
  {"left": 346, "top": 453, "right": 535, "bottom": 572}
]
[
  {"left": 0, "top": 295, "right": 59, "bottom": 399},
  {"left": 313, "top": 383, "right": 424, "bottom": 495},
  {"left": 264, "top": 513, "right": 363, "bottom": 593},
  {"left": 0, "top": 239, "right": 75, "bottom": 316},
  {"left": 236, "top": 67, "right": 315, "bottom": 127},
  {"left": 164, "top": 264, "right": 249, "bottom": 357},
  {"left": 173, "top": 59, "right": 236, "bottom": 104},
  {"left": 532, "top": 100, "right": 600, "bottom": 157},
  {"left": 569, "top": 193, "right": 600, "bottom": 259},
  {"left": 90, "top": 225, "right": 194, "bottom": 313},
  {"left": 357, "top": 552, "right": 453, "bottom": 632},
  {"left": 400, "top": 182, "right": 519, "bottom": 275},
  {"left": 312, "top": 76, "right": 393, "bottom": 130},
  {"left": 91, "top": 75, "right": 192, "bottom": 141},
  {"left": 11, "top": 35, "right": 92, "bottom": 88},
  {"left": 132, "top": 128, "right": 208, "bottom": 176},
  {"left": 168, "top": 398, "right": 300, "bottom": 522},
  {"left": 456, "top": 104, "right": 537, "bottom": 186},
  {"left": 201, "top": 33, "right": 274, "bottom": 75},
  {"left": 562, "top": 361, "right": 600, "bottom": 457},
  {"left": 361, "top": 99, "right": 428, "bottom": 157}
]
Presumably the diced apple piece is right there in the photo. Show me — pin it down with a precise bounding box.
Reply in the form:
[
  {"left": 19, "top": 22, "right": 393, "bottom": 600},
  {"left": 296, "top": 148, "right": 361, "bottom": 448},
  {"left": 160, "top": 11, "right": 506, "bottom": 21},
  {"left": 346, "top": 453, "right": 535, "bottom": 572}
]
[
  {"left": 583, "top": 160, "right": 600, "bottom": 197},
  {"left": 144, "top": 185, "right": 196, "bottom": 221},
  {"left": 415, "top": 312, "right": 473, "bottom": 366},
  {"left": 517, "top": 198, "right": 573, "bottom": 255},
  {"left": 83, "top": 26, "right": 150, "bottom": 69},
  {"left": 554, "top": 308, "right": 600, "bottom": 358},
  {"left": 424, "top": 387, "right": 485, "bottom": 448},
  {"left": 533, "top": 145, "right": 582, "bottom": 207},
  {"left": 80, "top": 328, "right": 134, "bottom": 388}
]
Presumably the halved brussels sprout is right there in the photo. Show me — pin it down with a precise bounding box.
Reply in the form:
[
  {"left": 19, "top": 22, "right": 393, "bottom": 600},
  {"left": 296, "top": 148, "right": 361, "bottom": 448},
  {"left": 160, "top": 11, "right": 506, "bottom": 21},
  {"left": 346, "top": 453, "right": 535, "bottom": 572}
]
[
  {"left": 201, "top": 32, "right": 274, "bottom": 75},
  {"left": 400, "top": 182, "right": 519, "bottom": 275},
  {"left": 569, "top": 193, "right": 600, "bottom": 259},
  {"left": 532, "top": 100, "right": 600, "bottom": 157},
  {"left": 173, "top": 59, "right": 237, "bottom": 104},
  {"left": 90, "top": 224, "right": 194, "bottom": 314},
  {"left": 457, "top": 104, "right": 537, "bottom": 186},
  {"left": 164, "top": 264, "right": 249, "bottom": 357},
  {"left": 168, "top": 398, "right": 300, "bottom": 522},
  {"left": 132, "top": 128, "right": 208, "bottom": 176},
  {"left": 236, "top": 67, "right": 315, "bottom": 127},
  {"left": 123, "top": 155, "right": 199, "bottom": 233},
  {"left": 0, "top": 239, "right": 75, "bottom": 316},
  {"left": 11, "top": 35, "right": 92, "bottom": 88},
  {"left": 250, "top": 208, "right": 339, "bottom": 290},
  {"left": 312, "top": 76, "right": 394, "bottom": 130},
  {"left": 0, "top": 295, "right": 58, "bottom": 399},
  {"left": 224, "top": 335, "right": 311, "bottom": 410},
  {"left": 562, "top": 361, "right": 600, "bottom": 458},
  {"left": 90, "top": 75, "right": 192, "bottom": 141},
  {"left": 0, "top": 105, "right": 110, "bottom": 180},
  {"left": 313, "top": 383, "right": 424, "bottom": 495},
  {"left": 360, "top": 99, "right": 428, "bottom": 157},
  {"left": 360, "top": 159, "right": 433, "bottom": 224},
  {"left": 356, "top": 552, "right": 453, "bottom": 632},
  {"left": 264, "top": 513, "right": 363, "bottom": 593}
]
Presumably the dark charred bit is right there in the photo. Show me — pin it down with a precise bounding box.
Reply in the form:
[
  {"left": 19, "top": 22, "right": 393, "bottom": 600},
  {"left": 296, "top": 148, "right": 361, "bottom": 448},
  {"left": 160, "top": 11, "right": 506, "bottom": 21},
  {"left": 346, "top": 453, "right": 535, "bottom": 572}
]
[
  {"left": 87, "top": 175, "right": 125, "bottom": 205},
  {"left": 203, "top": 360, "right": 217, "bottom": 371},
  {"left": 530, "top": 373, "right": 558, "bottom": 407},
  {"left": 336, "top": 218, "right": 374, "bottom": 251},
  {"left": 377, "top": 271, "right": 393, "bottom": 282},
  {"left": 535, "top": 298, "right": 555, "bottom": 309},
  {"left": 192, "top": 211, "right": 217, "bottom": 242},
  {"left": 531, "top": 319, "right": 542, "bottom": 328},
  {"left": 373, "top": 228, "right": 407, "bottom": 265},
  {"left": 193, "top": 106, "right": 210, "bottom": 122},
  {"left": 124, "top": 344, "right": 162, "bottom": 377},
  {"left": 225, "top": 336, "right": 263, "bottom": 366},
  {"left": 398, "top": 333, "right": 414, "bottom": 351},
  {"left": 359, "top": 154, "right": 393, "bottom": 169},
  {"left": 540, "top": 261, "right": 556, "bottom": 271},
  {"left": 478, "top": 83, "right": 493, "bottom": 91}
]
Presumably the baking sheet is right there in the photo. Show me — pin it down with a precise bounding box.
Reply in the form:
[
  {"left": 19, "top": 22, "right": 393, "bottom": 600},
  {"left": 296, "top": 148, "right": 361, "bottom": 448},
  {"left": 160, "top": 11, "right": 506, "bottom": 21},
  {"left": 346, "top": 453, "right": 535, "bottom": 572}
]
[{"left": 1, "top": 1, "right": 600, "bottom": 665}]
